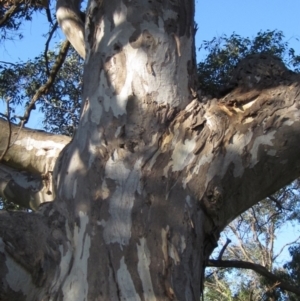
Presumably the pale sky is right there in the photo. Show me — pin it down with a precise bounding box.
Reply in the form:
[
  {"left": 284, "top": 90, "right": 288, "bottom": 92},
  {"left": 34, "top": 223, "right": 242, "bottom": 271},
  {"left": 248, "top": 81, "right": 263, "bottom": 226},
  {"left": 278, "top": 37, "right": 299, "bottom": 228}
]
[
  {"left": 2, "top": 1, "right": 300, "bottom": 62},
  {"left": 195, "top": 1, "right": 300, "bottom": 55}
]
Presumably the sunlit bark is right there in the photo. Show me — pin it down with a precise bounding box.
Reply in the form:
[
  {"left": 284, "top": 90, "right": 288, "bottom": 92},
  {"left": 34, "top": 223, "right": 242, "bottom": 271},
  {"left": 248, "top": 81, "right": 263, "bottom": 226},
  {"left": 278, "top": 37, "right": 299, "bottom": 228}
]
[{"left": 56, "top": 0, "right": 85, "bottom": 58}]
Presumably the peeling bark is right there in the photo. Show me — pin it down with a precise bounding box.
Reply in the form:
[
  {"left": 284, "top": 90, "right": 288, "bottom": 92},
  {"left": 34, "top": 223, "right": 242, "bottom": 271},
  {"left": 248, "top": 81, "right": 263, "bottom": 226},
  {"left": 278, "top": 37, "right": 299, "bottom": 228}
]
[{"left": 0, "top": 202, "right": 70, "bottom": 300}]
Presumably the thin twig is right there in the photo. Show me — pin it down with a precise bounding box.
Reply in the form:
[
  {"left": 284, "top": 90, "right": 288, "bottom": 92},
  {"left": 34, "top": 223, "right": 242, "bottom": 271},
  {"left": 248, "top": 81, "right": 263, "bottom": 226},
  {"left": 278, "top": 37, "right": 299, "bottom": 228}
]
[
  {"left": 0, "top": 61, "right": 18, "bottom": 66},
  {"left": 20, "top": 39, "right": 70, "bottom": 125},
  {"left": 268, "top": 195, "right": 290, "bottom": 211},
  {"left": 44, "top": 22, "right": 58, "bottom": 76},
  {"left": 273, "top": 236, "right": 300, "bottom": 262}
]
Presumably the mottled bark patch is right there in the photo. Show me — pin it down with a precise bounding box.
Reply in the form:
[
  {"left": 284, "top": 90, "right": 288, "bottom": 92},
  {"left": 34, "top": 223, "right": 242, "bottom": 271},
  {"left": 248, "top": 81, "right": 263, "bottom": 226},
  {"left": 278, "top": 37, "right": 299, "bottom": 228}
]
[{"left": 104, "top": 45, "right": 127, "bottom": 95}]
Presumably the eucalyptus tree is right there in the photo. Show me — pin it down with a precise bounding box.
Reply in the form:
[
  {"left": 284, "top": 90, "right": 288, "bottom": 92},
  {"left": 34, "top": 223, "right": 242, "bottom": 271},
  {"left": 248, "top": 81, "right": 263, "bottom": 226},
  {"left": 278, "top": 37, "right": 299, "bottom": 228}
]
[{"left": 1, "top": 1, "right": 300, "bottom": 301}]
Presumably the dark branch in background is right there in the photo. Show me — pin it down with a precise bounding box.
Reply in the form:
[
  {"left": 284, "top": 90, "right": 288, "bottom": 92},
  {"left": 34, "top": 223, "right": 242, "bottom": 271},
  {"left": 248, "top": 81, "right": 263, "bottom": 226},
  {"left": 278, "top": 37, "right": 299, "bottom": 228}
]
[
  {"left": 44, "top": 22, "right": 59, "bottom": 76},
  {"left": 44, "top": 0, "right": 53, "bottom": 24},
  {"left": 273, "top": 236, "right": 300, "bottom": 262},
  {"left": 217, "top": 238, "right": 231, "bottom": 260},
  {"left": 268, "top": 195, "right": 290, "bottom": 211},
  {"left": 20, "top": 39, "right": 70, "bottom": 126},
  {"left": 0, "top": 61, "right": 18, "bottom": 66},
  {"left": 0, "top": 0, "right": 51, "bottom": 28},
  {"left": 251, "top": 206, "right": 262, "bottom": 232},
  {"left": 208, "top": 259, "right": 300, "bottom": 296}
]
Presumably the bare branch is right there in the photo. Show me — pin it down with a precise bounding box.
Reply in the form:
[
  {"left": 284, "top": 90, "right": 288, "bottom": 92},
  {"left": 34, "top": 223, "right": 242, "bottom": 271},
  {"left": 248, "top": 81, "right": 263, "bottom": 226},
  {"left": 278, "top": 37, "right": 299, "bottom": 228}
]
[
  {"left": 273, "top": 235, "right": 300, "bottom": 262},
  {"left": 217, "top": 238, "right": 231, "bottom": 260},
  {"left": 0, "top": 61, "right": 18, "bottom": 66},
  {"left": 208, "top": 259, "right": 300, "bottom": 296},
  {"left": 268, "top": 195, "right": 291, "bottom": 211},
  {"left": 228, "top": 224, "right": 253, "bottom": 262}
]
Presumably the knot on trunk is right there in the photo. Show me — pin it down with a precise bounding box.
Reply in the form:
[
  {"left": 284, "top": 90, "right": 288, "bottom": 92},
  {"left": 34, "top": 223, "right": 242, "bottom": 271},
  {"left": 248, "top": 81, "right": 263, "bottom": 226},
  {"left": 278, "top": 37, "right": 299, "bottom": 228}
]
[{"left": 202, "top": 184, "right": 224, "bottom": 216}]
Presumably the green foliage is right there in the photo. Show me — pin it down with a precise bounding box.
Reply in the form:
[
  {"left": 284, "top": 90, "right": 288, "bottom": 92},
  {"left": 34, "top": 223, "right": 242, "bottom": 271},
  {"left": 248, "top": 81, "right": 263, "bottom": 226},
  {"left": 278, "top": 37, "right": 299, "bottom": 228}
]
[
  {"left": 197, "top": 30, "right": 300, "bottom": 96},
  {"left": 0, "top": 45, "right": 82, "bottom": 135},
  {"left": 285, "top": 245, "right": 300, "bottom": 282},
  {"left": 278, "top": 244, "right": 300, "bottom": 301},
  {"left": 39, "top": 47, "right": 83, "bottom": 135}
]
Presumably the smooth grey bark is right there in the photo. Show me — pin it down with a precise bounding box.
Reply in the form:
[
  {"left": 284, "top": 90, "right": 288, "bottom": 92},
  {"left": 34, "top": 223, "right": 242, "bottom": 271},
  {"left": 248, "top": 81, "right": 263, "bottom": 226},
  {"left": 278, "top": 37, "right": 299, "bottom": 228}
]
[
  {"left": 0, "top": 118, "right": 70, "bottom": 208},
  {"left": 56, "top": 0, "right": 85, "bottom": 58},
  {"left": 0, "top": 1, "right": 300, "bottom": 301}
]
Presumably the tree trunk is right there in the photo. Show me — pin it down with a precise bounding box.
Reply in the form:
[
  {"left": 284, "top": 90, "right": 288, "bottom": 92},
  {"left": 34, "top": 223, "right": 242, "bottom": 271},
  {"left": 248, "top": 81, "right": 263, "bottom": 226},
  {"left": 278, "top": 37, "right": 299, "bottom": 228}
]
[
  {"left": 1, "top": 0, "right": 300, "bottom": 300},
  {"left": 53, "top": 0, "right": 206, "bottom": 299}
]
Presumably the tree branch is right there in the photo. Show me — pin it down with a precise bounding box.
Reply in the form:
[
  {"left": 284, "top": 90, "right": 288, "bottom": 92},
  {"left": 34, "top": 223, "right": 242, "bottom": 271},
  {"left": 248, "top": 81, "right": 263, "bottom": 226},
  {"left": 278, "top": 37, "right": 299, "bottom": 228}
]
[
  {"left": 0, "top": 61, "right": 18, "bottom": 66},
  {"left": 180, "top": 54, "right": 300, "bottom": 230},
  {"left": 217, "top": 238, "right": 231, "bottom": 260},
  {"left": 207, "top": 259, "right": 300, "bottom": 296},
  {"left": 56, "top": 0, "right": 85, "bottom": 58},
  {"left": 273, "top": 236, "right": 300, "bottom": 262},
  {"left": 21, "top": 39, "right": 70, "bottom": 125},
  {"left": 0, "top": 4, "right": 19, "bottom": 27},
  {"left": 268, "top": 195, "right": 290, "bottom": 211},
  {"left": 0, "top": 117, "right": 70, "bottom": 175},
  {"left": 44, "top": 21, "right": 59, "bottom": 76}
]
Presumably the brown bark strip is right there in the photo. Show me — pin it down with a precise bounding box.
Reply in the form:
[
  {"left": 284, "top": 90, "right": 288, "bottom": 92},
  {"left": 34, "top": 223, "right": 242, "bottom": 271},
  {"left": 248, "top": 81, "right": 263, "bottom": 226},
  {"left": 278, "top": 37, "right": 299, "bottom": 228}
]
[{"left": 208, "top": 259, "right": 300, "bottom": 296}]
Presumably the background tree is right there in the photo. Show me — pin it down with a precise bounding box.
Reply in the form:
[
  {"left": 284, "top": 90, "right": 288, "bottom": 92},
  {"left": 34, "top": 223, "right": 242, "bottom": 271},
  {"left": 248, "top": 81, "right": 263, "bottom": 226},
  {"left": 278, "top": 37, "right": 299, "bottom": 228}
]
[
  {"left": 205, "top": 181, "right": 300, "bottom": 300},
  {"left": 1, "top": 1, "right": 300, "bottom": 300},
  {"left": 283, "top": 243, "right": 300, "bottom": 301}
]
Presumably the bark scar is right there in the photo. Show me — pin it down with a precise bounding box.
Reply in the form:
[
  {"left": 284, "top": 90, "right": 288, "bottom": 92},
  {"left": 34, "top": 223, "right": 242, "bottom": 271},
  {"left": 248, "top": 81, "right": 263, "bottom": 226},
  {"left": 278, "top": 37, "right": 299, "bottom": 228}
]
[{"left": 172, "top": 33, "right": 181, "bottom": 57}]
